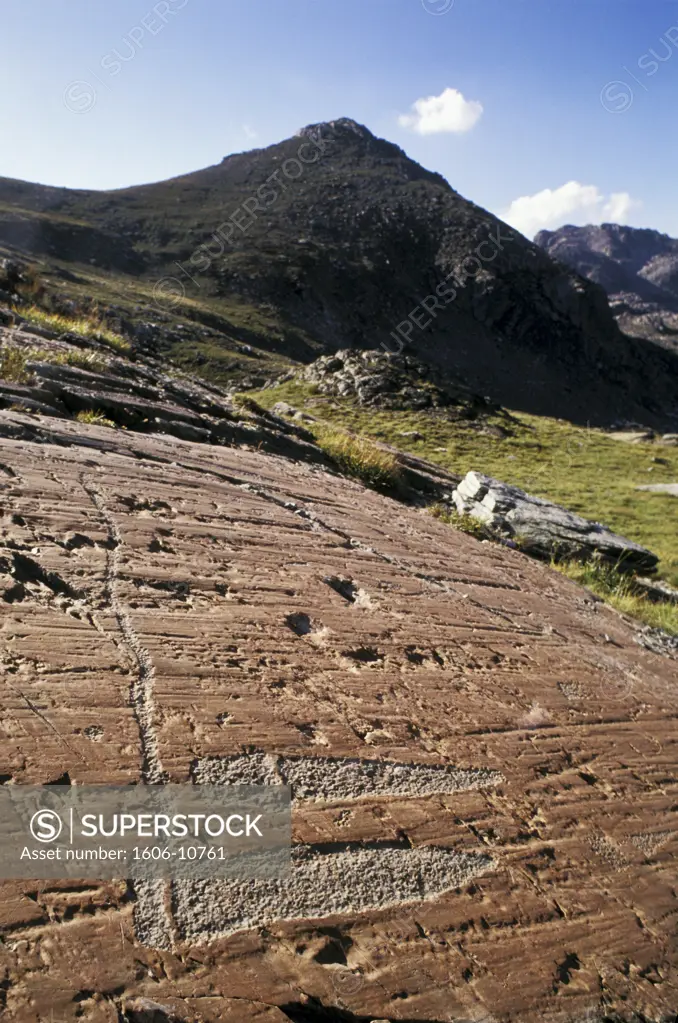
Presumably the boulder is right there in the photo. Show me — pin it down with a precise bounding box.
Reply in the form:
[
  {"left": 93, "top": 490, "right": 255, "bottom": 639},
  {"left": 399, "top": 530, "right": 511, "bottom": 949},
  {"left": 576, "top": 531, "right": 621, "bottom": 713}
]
[{"left": 452, "top": 471, "right": 658, "bottom": 572}]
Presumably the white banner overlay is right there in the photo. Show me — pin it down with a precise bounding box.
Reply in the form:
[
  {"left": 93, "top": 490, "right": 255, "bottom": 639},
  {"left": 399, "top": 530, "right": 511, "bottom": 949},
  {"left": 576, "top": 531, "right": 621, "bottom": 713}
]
[{"left": 0, "top": 785, "right": 290, "bottom": 879}]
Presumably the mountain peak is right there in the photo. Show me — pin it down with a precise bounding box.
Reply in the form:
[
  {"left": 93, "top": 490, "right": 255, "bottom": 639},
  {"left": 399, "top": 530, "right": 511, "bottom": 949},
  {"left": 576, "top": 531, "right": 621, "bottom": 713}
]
[{"left": 295, "top": 117, "right": 374, "bottom": 142}]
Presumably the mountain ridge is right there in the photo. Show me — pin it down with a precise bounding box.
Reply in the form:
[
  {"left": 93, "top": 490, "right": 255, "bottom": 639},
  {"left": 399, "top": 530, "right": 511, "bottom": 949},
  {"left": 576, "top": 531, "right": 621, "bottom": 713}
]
[
  {"left": 1, "top": 119, "right": 677, "bottom": 428},
  {"left": 536, "top": 222, "right": 678, "bottom": 353}
]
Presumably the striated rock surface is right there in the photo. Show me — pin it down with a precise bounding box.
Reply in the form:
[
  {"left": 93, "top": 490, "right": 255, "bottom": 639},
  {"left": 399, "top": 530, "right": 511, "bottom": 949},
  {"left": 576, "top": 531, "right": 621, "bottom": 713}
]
[
  {"left": 452, "top": 471, "right": 659, "bottom": 572},
  {"left": 0, "top": 409, "right": 677, "bottom": 1021}
]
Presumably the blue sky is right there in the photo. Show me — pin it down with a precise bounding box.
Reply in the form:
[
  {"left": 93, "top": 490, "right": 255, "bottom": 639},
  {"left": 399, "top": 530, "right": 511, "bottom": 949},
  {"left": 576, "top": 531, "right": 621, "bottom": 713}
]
[{"left": 1, "top": 0, "right": 677, "bottom": 237}]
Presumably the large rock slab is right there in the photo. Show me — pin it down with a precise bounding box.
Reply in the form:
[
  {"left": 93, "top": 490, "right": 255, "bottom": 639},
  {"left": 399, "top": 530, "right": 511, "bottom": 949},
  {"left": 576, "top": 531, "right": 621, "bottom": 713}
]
[
  {"left": 0, "top": 411, "right": 677, "bottom": 1022},
  {"left": 453, "top": 470, "right": 659, "bottom": 572}
]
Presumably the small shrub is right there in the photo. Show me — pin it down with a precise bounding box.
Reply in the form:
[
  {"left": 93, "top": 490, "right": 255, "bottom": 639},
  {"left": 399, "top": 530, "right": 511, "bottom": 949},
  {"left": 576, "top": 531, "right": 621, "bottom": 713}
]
[
  {"left": 75, "top": 409, "right": 116, "bottom": 428},
  {"left": 315, "top": 426, "right": 401, "bottom": 491},
  {"left": 0, "top": 347, "right": 30, "bottom": 383}
]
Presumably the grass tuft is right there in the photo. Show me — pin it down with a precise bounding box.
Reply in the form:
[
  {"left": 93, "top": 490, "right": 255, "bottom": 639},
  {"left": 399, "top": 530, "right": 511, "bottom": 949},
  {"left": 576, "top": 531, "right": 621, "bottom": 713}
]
[
  {"left": 553, "top": 559, "right": 678, "bottom": 635},
  {"left": 0, "top": 346, "right": 30, "bottom": 384},
  {"left": 429, "top": 502, "right": 490, "bottom": 540},
  {"left": 75, "top": 409, "right": 116, "bottom": 428},
  {"left": 233, "top": 394, "right": 267, "bottom": 416},
  {"left": 53, "top": 350, "right": 110, "bottom": 373},
  {"left": 314, "top": 425, "right": 402, "bottom": 491},
  {"left": 20, "top": 307, "right": 131, "bottom": 353}
]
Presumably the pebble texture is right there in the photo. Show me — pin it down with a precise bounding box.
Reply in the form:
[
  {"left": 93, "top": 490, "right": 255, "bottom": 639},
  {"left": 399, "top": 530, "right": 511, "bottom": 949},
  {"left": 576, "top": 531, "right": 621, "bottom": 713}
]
[{"left": 0, "top": 410, "right": 677, "bottom": 1022}]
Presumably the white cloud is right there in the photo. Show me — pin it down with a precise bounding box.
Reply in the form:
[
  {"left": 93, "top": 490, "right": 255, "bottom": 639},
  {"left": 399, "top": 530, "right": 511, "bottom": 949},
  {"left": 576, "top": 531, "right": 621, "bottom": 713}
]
[
  {"left": 501, "top": 181, "right": 641, "bottom": 238},
  {"left": 242, "top": 124, "right": 258, "bottom": 141},
  {"left": 398, "top": 87, "right": 483, "bottom": 135}
]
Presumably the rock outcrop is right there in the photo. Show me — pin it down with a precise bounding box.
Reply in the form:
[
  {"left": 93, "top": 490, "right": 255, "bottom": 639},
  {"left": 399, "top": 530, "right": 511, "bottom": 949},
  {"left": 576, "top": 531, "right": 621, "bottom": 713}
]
[
  {"left": 536, "top": 223, "right": 678, "bottom": 352},
  {"left": 452, "top": 471, "right": 659, "bottom": 572},
  {"left": 0, "top": 408, "right": 677, "bottom": 1022},
  {"left": 296, "top": 348, "right": 498, "bottom": 420}
]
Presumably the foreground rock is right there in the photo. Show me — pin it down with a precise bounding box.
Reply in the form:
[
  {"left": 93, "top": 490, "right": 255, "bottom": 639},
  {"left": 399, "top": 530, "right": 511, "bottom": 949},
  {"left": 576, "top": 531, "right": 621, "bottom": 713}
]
[
  {"left": 0, "top": 408, "right": 676, "bottom": 1022},
  {"left": 453, "top": 471, "right": 659, "bottom": 572}
]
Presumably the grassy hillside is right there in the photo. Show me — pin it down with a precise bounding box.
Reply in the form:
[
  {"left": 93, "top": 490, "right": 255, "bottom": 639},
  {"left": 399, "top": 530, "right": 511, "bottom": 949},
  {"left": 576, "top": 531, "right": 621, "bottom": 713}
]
[{"left": 252, "top": 380, "right": 678, "bottom": 588}]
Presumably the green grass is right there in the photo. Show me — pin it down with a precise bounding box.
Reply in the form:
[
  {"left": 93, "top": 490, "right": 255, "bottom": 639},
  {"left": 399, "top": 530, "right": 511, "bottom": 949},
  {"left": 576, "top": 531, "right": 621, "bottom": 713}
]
[
  {"left": 553, "top": 560, "right": 678, "bottom": 635},
  {"left": 20, "top": 306, "right": 131, "bottom": 354},
  {"left": 429, "top": 502, "right": 491, "bottom": 541},
  {"left": 75, "top": 409, "right": 116, "bottom": 428},
  {"left": 314, "top": 424, "right": 402, "bottom": 491},
  {"left": 252, "top": 381, "right": 678, "bottom": 587},
  {"left": 47, "top": 350, "right": 110, "bottom": 373},
  {"left": 0, "top": 346, "right": 30, "bottom": 383}
]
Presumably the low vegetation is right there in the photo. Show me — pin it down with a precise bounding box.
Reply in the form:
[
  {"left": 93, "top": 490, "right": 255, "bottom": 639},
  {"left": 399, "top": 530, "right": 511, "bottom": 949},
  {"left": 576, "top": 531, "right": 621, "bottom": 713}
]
[
  {"left": 314, "top": 425, "right": 402, "bottom": 491},
  {"left": 0, "top": 346, "right": 30, "bottom": 383},
  {"left": 253, "top": 380, "right": 678, "bottom": 586},
  {"left": 429, "top": 502, "right": 491, "bottom": 541},
  {"left": 20, "top": 306, "right": 131, "bottom": 354},
  {"left": 232, "top": 394, "right": 267, "bottom": 416},
  {"left": 75, "top": 409, "right": 116, "bottom": 428},
  {"left": 554, "top": 560, "right": 678, "bottom": 635},
  {"left": 51, "top": 350, "right": 110, "bottom": 373}
]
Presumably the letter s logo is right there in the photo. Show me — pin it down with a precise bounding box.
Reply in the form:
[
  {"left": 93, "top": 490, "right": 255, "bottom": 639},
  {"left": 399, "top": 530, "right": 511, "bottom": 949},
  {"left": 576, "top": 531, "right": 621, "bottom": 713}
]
[{"left": 30, "top": 809, "right": 63, "bottom": 843}]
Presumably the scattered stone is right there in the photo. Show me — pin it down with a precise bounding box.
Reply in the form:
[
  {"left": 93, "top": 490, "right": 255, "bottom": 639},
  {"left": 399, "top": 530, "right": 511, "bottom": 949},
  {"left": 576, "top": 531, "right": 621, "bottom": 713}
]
[
  {"left": 633, "top": 577, "right": 678, "bottom": 604},
  {"left": 636, "top": 483, "right": 678, "bottom": 497},
  {"left": 452, "top": 471, "right": 658, "bottom": 571},
  {"left": 636, "top": 626, "right": 678, "bottom": 658},
  {"left": 608, "top": 431, "right": 655, "bottom": 444},
  {"left": 271, "top": 401, "right": 297, "bottom": 417}
]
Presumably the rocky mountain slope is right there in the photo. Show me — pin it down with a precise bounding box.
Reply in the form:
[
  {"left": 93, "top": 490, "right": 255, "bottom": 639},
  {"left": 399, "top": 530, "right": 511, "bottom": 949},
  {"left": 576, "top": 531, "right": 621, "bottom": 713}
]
[
  {"left": 1, "top": 120, "right": 677, "bottom": 428},
  {"left": 1, "top": 275, "right": 678, "bottom": 1019},
  {"left": 535, "top": 224, "right": 678, "bottom": 352},
  {"left": 1, "top": 400, "right": 678, "bottom": 1022}
]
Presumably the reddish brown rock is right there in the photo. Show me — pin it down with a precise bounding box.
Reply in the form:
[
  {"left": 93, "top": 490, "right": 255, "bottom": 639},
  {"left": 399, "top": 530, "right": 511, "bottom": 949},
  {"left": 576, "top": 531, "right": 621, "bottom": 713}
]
[{"left": 0, "top": 410, "right": 676, "bottom": 1022}]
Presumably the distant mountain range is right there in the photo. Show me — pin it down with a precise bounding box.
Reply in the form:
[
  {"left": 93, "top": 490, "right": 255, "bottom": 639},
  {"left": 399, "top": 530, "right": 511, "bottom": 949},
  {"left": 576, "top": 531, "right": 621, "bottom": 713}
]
[
  {"left": 0, "top": 118, "right": 676, "bottom": 428},
  {"left": 536, "top": 223, "right": 678, "bottom": 353}
]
